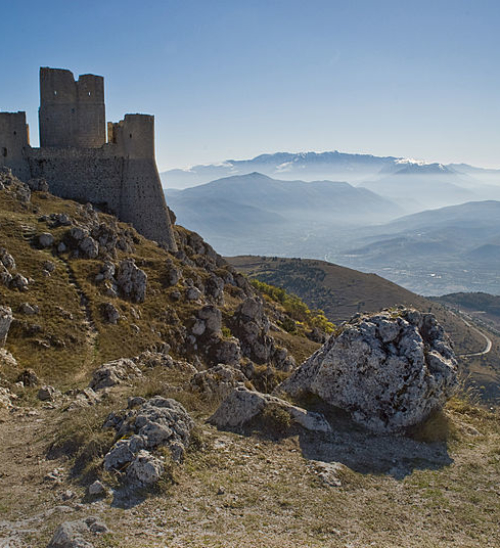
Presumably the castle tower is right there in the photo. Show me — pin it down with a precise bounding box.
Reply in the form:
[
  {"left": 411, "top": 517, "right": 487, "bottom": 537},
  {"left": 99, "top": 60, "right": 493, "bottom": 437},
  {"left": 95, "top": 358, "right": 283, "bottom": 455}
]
[
  {"left": 0, "top": 111, "right": 31, "bottom": 179},
  {"left": 39, "top": 67, "right": 106, "bottom": 148}
]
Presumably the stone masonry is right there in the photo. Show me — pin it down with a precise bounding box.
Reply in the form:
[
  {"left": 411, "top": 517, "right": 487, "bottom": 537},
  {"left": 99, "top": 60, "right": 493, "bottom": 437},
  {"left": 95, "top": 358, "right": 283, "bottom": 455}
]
[{"left": 0, "top": 68, "right": 177, "bottom": 250}]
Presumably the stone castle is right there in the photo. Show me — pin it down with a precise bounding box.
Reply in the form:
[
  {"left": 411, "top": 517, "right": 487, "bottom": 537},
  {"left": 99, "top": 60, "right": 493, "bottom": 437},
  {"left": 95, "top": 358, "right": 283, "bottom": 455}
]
[{"left": 0, "top": 67, "right": 176, "bottom": 250}]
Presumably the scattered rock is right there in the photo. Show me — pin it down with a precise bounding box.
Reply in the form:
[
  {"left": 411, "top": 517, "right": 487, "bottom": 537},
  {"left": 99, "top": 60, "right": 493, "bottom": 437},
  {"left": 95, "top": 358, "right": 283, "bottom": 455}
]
[
  {"left": 47, "top": 516, "right": 109, "bottom": 548},
  {"left": 116, "top": 258, "right": 147, "bottom": 302},
  {"left": 0, "top": 386, "right": 14, "bottom": 409},
  {"left": 209, "top": 385, "right": 332, "bottom": 433},
  {"left": 16, "top": 368, "right": 40, "bottom": 387},
  {"left": 277, "top": 309, "right": 458, "bottom": 433},
  {"left": 79, "top": 236, "right": 99, "bottom": 259},
  {"left": 89, "top": 358, "right": 142, "bottom": 391},
  {"left": 0, "top": 306, "right": 13, "bottom": 346},
  {"left": 0, "top": 247, "right": 16, "bottom": 270},
  {"left": 100, "top": 302, "right": 120, "bottom": 324},
  {"left": 38, "top": 385, "right": 61, "bottom": 402},
  {"left": 43, "top": 260, "right": 56, "bottom": 272},
  {"left": 230, "top": 297, "right": 273, "bottom": 363},
  {"left": 38, "top": 232, "right": 55, "bottom": 248},
  {"left": 190, "top": 364, "right": 246, "bottom": 400},
  {"left": 19, "top": 302, "right": 39, "bottom": 315},
  {"left": 10, "top": 273, "right": 30, "bottom": 291},
  {"left": 87, "top": 480, "right": 106, "bottom": 497},
  {"left": 164, "top": 259, "right": 182, "bottom": 286},
  {"left": 186, "top": 286, "right": 202, "bottom": 301}
]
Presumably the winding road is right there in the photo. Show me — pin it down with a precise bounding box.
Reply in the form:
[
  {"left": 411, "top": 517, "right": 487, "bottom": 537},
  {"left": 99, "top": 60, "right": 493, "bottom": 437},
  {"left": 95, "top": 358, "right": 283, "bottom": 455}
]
[{"left": 458, "top": 315, "right": 493, "bottom": 358}]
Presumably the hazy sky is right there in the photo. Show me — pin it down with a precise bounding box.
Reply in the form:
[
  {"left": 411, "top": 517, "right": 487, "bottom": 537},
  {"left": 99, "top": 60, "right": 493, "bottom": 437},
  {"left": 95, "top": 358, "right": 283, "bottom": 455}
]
[{"left": 2, "top": 0, "right": 500, "bottom": 170}]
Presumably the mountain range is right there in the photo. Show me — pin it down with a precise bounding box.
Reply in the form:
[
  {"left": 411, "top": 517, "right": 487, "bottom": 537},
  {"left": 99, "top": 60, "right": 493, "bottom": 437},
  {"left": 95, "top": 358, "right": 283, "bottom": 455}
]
[
  {"left": 161, "top": 150, "right": 500, "bottom": 191},
  {"left": 162, "top": 151, "right": 500, "bottom": 295}
]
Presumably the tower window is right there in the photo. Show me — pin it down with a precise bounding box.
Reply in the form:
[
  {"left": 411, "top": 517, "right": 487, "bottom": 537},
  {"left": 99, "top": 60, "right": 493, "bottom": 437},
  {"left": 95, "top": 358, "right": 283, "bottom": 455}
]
[
  {"left": 54, "top": 90, "right": 58, "bottom": 96},
  {"left": 13, "top": 131, "right": 17, "bottom": 136},
  {"left": 129, "top": 134, "right": 133, "bottom": 138},
  {"left": 2, "top": 148, "right": 7, "bottom": 158},
  {"left": 88, "top": 92, "right": 91, "bottom": 96}
]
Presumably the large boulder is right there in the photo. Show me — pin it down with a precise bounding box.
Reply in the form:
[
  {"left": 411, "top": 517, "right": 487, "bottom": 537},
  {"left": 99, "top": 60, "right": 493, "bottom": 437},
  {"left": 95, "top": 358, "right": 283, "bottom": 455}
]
[
  {"left": 277, "top": 309, "right": 458, "bottom": 433},
  {"left": 209, "top": 385, "right": 332, "bottom": 433}
]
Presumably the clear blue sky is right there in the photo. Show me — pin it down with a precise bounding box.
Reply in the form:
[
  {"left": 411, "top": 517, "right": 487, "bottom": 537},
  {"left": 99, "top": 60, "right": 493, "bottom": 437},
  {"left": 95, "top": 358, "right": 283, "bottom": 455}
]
[{"left": 1, "top": 0, "right": 500, "bottom": 170}]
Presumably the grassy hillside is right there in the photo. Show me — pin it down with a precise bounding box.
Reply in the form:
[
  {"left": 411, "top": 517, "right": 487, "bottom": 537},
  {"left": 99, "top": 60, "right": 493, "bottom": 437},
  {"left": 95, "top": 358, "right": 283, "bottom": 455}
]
[{"left": 228, "top": 255, "right": 500, "bottom": 402}]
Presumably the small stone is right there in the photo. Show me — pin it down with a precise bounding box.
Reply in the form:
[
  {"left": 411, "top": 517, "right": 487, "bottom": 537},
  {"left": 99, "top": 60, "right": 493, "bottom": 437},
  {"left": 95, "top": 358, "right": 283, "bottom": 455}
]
[
  {"left": 38, "top": 385, "right": 60, "bottom": 402},
  {"left": 16, "top": 368, "right": 40, "bottom": 387},
  {"left": 19, "top": 302, "right": 39, "bottom": 315},
  {"left": 87, "top": 480, "right": 106, "bottom": 497},
  {"left": 38, "top": 232, "right": 54, "bottom": 248}
]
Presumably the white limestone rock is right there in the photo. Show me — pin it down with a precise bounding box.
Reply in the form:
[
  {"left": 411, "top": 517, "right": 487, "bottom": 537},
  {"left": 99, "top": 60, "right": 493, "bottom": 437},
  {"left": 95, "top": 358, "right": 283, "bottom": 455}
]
[
  {"left": 116, "top": 258, "right": 147, "bottom": 303},
  {"left": 103, "top": 396, "right": 194, "bottom": 480},
  {"left": 277, "top": 309, "right": 458, "bottom": 433},
  {"left": 209, "top": 385, "right": 332, "bottom": 433},
  {"left": 126, "top": 450, "right": 165, "bottom": 486}
]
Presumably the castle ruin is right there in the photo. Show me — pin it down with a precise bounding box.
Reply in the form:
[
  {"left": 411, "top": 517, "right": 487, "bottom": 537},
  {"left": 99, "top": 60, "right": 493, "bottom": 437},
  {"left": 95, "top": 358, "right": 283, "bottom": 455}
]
[{"left": 0, "top": 67, "right": 177, "bottom": 251}]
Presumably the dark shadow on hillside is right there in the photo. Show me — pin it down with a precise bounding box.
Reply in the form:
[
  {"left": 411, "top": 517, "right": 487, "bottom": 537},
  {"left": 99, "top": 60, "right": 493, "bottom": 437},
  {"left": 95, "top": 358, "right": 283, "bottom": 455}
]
[
  {"left": 296, "top": 403, "right": 454, "bottom": 480},
  {"left": 110, "top": 486, "right": 148, "bottom": 509}
]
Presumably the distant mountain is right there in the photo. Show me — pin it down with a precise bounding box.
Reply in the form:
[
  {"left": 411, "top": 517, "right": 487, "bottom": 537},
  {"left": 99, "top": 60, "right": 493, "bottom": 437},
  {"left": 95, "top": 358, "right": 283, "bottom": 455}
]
[
  {"left": 161, "top": 151, "right": 500, "bottom": 194},
  {"left": 360, "top": 163, "right": 479, "bottom": 213},
  {"left": 161, "top": 151, "right": 400, "bottom": 189},
  {"left": 165, "top": 172, "right": 400, "bottom": 253},
  {"left": 338, "top": 201, "right": 500, "bottom": 295}
]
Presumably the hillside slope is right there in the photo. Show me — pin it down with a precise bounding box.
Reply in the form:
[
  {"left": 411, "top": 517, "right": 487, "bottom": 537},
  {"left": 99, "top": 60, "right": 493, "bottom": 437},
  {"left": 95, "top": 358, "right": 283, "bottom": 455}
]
[{"left": 228, "top": 255, "right": 500, "bottom": 402}]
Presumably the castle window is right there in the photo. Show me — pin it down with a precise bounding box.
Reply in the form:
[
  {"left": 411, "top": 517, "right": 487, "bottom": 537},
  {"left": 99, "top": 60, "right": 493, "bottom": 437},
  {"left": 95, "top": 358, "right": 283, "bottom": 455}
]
[
  {"left": 129, "top": 134, "right": 132, "bottom": 138},
  {"left": 88, "top": 92, "right": 91, "bottom": 96},
  {"left": 2, "top": 148, "right": 7, "bottom": 158},
  {"left": 54, "top": 90, "right": 58, "bottom": 96},
  {"left": 13, "top": 131, "right": 17, "bottom": 136}
]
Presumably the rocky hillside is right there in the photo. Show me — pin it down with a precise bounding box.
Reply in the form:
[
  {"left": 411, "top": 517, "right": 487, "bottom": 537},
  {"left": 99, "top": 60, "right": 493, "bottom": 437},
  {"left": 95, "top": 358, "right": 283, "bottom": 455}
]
[{"left": 1, "top": 169, "right": 500, "bottom": 548}]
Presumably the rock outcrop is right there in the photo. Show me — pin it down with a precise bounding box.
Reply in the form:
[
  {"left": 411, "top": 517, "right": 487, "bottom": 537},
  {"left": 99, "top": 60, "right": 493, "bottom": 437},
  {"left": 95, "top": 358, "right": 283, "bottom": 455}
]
[
  {"left": 89, "top": 358, "right": 142, "bottom": 391},
  {"left": 209, "top": 385, "right": 332, "bottom": 433},
  {"left": 277, "top": 309, "right": 458, "bottom": 433},
  {"left": 190, "top": 364, "right": 246, "bottom": 399},
  {"left": 103, "top": 397, "right": 194, "bottom": 485}
]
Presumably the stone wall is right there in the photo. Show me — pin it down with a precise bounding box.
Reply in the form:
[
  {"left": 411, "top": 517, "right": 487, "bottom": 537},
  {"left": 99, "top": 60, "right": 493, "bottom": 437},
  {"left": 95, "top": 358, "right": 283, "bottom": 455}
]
[{"left": 26, "top": 143, "right": 176, "bottom": 249}]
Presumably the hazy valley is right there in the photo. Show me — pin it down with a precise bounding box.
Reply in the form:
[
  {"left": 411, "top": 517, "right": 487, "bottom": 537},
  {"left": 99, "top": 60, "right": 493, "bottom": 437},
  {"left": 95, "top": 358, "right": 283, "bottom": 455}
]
[{"left": 164, "top": 151, "right": 500, "bottom": 296}]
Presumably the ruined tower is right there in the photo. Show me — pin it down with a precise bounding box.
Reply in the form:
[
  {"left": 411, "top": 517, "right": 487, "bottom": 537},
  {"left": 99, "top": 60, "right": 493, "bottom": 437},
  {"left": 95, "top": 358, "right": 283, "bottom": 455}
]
[
  {"left": 0, "top": 68, "right": 177, "bottom": 251},
  {"left": 39, "top": 68, "right": 106, "bottom": 148}
]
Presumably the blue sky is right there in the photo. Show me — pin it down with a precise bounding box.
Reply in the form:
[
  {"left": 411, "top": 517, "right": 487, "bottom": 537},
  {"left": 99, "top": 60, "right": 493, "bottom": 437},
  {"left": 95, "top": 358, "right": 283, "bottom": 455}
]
[{"left": 2, "top": 0, "right": 500, "bottom": 170}]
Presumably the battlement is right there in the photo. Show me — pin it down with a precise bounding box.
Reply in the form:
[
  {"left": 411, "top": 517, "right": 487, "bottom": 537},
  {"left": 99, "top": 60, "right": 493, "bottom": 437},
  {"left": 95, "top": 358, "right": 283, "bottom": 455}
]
[{"left": 0, "top": 67, "right": 177, "bottom": 251}]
